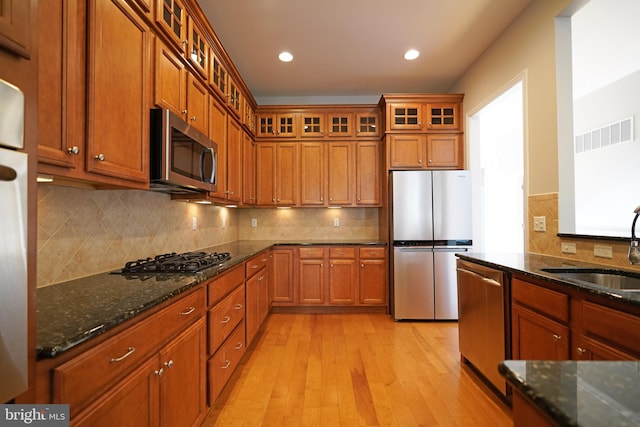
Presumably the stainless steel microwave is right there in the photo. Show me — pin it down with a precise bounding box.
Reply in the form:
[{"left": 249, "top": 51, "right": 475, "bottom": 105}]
[{"left": 150, "top": 108, "right": 217, "bottom": 194}]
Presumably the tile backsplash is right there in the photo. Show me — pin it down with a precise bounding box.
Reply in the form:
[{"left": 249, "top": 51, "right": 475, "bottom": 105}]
[
  {"left": 528, "top": 192, "right": 640, "bottom": 270},
  {"left": 37, "top": 184, "right": 381, "bottom": 287}
]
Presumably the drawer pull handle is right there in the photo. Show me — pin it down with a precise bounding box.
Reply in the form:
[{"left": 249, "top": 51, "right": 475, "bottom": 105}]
[
  {"left": 576, "top": 347, "right": 587, "bottom": 355},
  {"left": 261, "top": 258, "right": 268, "bottom": 262},
  {"left": 110, "top": 347, "right": 135, "bottom": 363},
  {"left": 552, "top": 334, "right": 562, "bottom": 341},
  {"left": 154, "top": 368, "right": 164, "bottom": 376},
  {"left": 234, "top": 304, "right": 243, "bottom": 310},
  {"left": 251, "top": 265, "right": 258, "bottom": 269},
  {"left": 221, "top": 316, "right": 231, "bottom": 324},
  {"left": 181, "top": 307, "right": 196, "bottom": 316},
  {"left": 235, "top": 342, "right": 243, "bottom": 350},
  {"left": 164, "top": 359, "right": 174, "bottom": 368},
  {"left": 221, "top": 360, "right": 231, "bottom": 369}
]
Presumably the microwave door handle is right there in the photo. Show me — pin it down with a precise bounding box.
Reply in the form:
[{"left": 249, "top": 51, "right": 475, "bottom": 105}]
[{"left": 209, "top": 149, "right": 217, "bottom": 184}]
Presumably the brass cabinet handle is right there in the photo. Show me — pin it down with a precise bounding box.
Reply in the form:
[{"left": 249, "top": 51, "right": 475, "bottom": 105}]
[
  {"left": 221, "top": 316, "right": 231, "bottom": 324},
  {"left": 110, "top": 347, "right": 135, "bottom": 363},
  {"left": 221, "top": 360, "right": 231, "bottom": 369},
  {"left": 234, "top": 304, "right": 243, "bottom": 310},
  {"left": 235, "top": 342, "right": 243, "bottom": 350},
  {"left": 576, "top": 347, "right": 587, "bottom": 355},
  {"left": 552, "top": 334, "right": 562, "bottom": 341}
]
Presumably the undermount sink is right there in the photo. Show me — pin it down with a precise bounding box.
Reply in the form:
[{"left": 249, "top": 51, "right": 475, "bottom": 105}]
[{"left": 540, "top": 267, "right": 640, "bottom": 291}]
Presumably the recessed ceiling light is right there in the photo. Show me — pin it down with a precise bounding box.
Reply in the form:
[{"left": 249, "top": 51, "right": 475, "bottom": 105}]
[
  {"left": 278, "top": 51, "right": 293, "bottom": 62},
  {"left": 404, "top": 49, "right": 420, "bottom": 60}
]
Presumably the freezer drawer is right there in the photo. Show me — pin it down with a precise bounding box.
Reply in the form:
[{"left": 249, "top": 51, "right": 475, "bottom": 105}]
[
  {"left": 434, "top": 247, "right": 469, "bottom": 319},
  {"left": 393, "top": 247, "right": 434, "bottom": 320}
]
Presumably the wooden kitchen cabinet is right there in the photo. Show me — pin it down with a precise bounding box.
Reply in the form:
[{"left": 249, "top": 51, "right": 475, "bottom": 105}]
[
  {"left": 271, "top": 248, "right": 295, "bottom": 305},
  {"left": 209, "top": 52, "right": 227, "bottom": 101},
  {"left": 227, "top": 77, "right": 242, "bottom": 118},
  {"left": 358, "top": 247, "right": 387, "bottom": 305},
  {"left": 154, "top": 37, "right": 187, "bottom": 117},
  {"left": 154, "top": 0, "right": 187, "bottom": 54},
  {"left": 224, "top": 115, "right": 242, "bottom": 203},
  {"left": 298, "top": 247, "right": 327, "bottom": 304},
  {"left": 328, "top": 247, "right": 357, "bottom": 305},
  {"left": 0, "top": 0, "right": 31, "bottom": 58},
  {"left": 387, "top": 133, "right": 462, "bottom": 169},
  {"left": 388, "top": 134, "right": 426, "bottom": 168},
  {"left": 242, "top": 131, "right": 257, "bottom": 205},
  {"left": 512, "top": 278, "right": 570, "bottom": 360},
  {"left": 256, "top": 113, "right": 297, "bottom": 138},
  {"left": 299, "top": 142, "right": 325, "bottom": 206},
  {"left": 327, "top": 141, "right": 354, "bottom": 206},
  {"left": 185, "top": 73, "right": 209, "bottom": 135},
  {"left": 245, "top": 251, "right": 270, "bottom": 344},
  {"left": 355, "top": 110, "right": 381, "bottom": 138},
  {"left": 299, "top": 141, "right": 355, "bottom": 207},
  {"left": 47, "top": 287, "right": 206, "bottom": 425},
  {"left": 208, "top": 95, "right": 227, "bottom": 200},
  {"left": 426, "top": 103, "right": 461, "bottom": 130},
  {"left": 387, "top": 103, "right": 423, "bottom": 131},
  {"left": 186, "top": 16, "right": 209, "bottom": 79},
  {"left": 426, "top": 134, "right": 463, "bottom": 168},
  {"left": 255, "top": 142, "right": 298, "bottom": 206},
  {"left": 86, "top": 0, "right": 151, "bottom": 184},
  {"left": 300, "top": 113, "right": 354, "bottom": 138},
  {"left": 355, "top": 141, "right": 381, "bottom": 205}
]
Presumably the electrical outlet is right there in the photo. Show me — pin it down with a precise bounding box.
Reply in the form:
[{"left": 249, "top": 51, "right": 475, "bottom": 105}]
[
  {"left": 594, "top": 244, "right": 613, "bottom": 259},
  {"left": 533, "top": 216, "right": 546, "bottom": 232},
  {"left": 192, "top": 216, "right": 197, "bottom": 231},
  {"left": 251, "top": 218, "right": 257, "bottom": 227},
  {"left": 333, "top": 217, "right": 340, "bottom": 227},
  {"left": 561, "top": 242, "right": 577, "bottom": 254}
]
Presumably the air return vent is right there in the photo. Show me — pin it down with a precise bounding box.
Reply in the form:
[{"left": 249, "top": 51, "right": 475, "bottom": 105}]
[{"left": 575, "top": 117, "right": 634, "bottom": 153}]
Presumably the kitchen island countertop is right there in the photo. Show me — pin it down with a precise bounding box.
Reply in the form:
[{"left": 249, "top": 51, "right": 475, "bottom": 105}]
[
  {"left": 37, "top": 239, "right": 386, "bottom": 359},
  {"left": 500, "top": 360, "right": 640, "bottom": 427}
]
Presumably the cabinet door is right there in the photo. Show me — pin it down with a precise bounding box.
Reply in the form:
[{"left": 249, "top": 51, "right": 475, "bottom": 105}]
[
  {"left": 276, "top": 114, "right": 297, "bottom": 138},
  {"left": 359, "top": 258, "right": 386, "bottom": 305},
  {"left": 154, "top": 38, "right": 187, "bottom": 117},
  {"left": 327, "top": 142, "right": 353, "bottom": 206},
  {"left": 299, "top": 142, "right": 325, "bottom": 206},
  {"left": 356, "top": 112, "right": 380, "bottom": 138},
  {"left": 255, "top": 143, "right": 276, "bottom": 206},
  {"left": 512, "top": 304, "right": 570, "bottom": 360},
  {"left": 226, "top": 116, "right": 242, "bottom": 203},
  {"left": 154, "top": 0, "right": 186, "bottom": 53},
  {"left": 227, "top": 77, "right": 242, "bottom": 118},
  {"left": 426, "top": 104, "right": 460, "bottom": 130},
  {"left": 388, "top": 104, "right": 422, "bottom": 130},
  {"left": 299, "top": 259, "right": 325, "bottom": 304},
  {"left": 275, "top": 143, "right": 298, "bottom": 206},
  {"left": 186, "top": 17, "right": 208, "bottom": 78},
  {"left": 209, "top": 96, "right": 227, "bottom": 200},
  {"left": 186, "top": 73, "right": 209, "bottom": 135},
  {"left": 426, "top": 134, "right": 462, "bottom": 169},
  {"left": 72, "top": 357, "right": 159, "bottom": 427},
  {"left": 209, "top": 53, "right": 227, "bottom": 100},
  {"left": 271, "top": 248, "right": 294, "bottom": 304},
  {"left": 300, "top": 113, "right": 325, "bottom": 138},
  {"left": 356, "top": 141, "right": 380, "bottom": 206},
  {"left": 327, "top": 113, "right": 353, "bottom": 138},
  {"left": 245, "top": 271, "right": 260, "bottom": 345},
  {"left": 242, "top": 131, "right": 256, "bottom": 205},
  {"left": 158, "top": 318, "right": 206, "bottom": 427},
  {"left": 86, "top": 0, "right": 150, "bottom": 183},
  {"left": 37, "top": 0, "right": 84, "bottom": 170},
  {"left": 574, "top": 335, "right": 637, "bottom": 361},
  {"left": 0, "top": 0, "right": 31, "bottom": 58},
  {"left": 328, "top": 259, "right": 357, "bottom": 305},
  {"left": 388, "top": 134, "right": 426, "bottom": 169}
]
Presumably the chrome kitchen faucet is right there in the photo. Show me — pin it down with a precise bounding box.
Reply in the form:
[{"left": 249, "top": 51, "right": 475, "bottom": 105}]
[{"left": 629, "top": 206, "right": 640, "bottom": 264}]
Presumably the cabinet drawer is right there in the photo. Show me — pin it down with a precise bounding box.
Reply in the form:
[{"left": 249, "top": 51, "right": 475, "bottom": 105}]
[
  {"left": 512, "top": 278, "right": 569, "bottom": 322},
  {"left": 329, "top": 247, "right": 356, "bottom": 259},
  {"left": 208, "top": 285, "right": 245, "bottom": 354},
  {"left": 582, "top": 301, "right": 640, "bottom": 355},
  {"left": 299, "top": 247, "right": 324, "bottom": 259},
  {"left": 245, "top": 251, "right": 270, "bottom": 278},
  {"left": 53, "top": 287, "right": 205, "bottom": 410},
  {"left": 208, "top": 321, "right": 246, "bottom": 404},
  {"left": 207, "top": 264, "right": 244, "bottom": 307},
  {"left": 359, "top": 247, "right": 385, "bottom": 259}
]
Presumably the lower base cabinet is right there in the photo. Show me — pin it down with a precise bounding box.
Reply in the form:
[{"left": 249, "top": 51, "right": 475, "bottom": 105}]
[
  {"left": 208, "top": 321, "right": 246, "bottom": 403},
  {"left": 73, "top": 317, "right": 207, "bottom": 427}
]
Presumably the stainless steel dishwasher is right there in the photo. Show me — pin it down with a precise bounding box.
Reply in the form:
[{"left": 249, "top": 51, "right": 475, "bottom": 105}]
[{"left": 456, "top": 259, "right": 508, "bottom": 397}]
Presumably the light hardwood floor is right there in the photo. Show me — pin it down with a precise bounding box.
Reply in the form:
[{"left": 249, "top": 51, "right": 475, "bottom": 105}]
[{"left": 202, "top": 313, "right": 513, "bottom": 426}]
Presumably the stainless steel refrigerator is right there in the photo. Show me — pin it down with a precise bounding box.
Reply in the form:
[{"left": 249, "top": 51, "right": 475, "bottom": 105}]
[{"left": 391, "top": 170, "right": 472, "bottom": 320}]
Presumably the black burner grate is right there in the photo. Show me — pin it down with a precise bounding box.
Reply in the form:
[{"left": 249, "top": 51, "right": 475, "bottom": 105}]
[{"left": 120, "top": 251, "right": 231, "bottom": 274}]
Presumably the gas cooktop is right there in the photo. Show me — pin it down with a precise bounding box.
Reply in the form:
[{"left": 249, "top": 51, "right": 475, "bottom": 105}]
[{"left": 115, "top": 251, "right": 232, "bottom": 277}]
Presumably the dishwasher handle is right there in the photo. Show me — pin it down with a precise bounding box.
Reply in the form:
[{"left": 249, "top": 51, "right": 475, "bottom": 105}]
[{"left": 456, "top": 267, "right": 503, "bottom": 287}]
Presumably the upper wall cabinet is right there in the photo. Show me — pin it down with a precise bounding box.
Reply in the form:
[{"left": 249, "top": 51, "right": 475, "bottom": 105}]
[
  {"left": 209, "top": 52, "right": 227, "bottom": 100},
  {"left": 355, "top": 110, "right": 381, "bottom": 138},
  {"left": 300, "top": 112, "right": 354, "bottom": 139},
  {"left": 256, "top": 113, "right": 298, "bottom": 139},
  {"left": 0, "top": 0, "right": 31, "bottom": 58},
  {"left": 187, "top": 16, "right": 209, "bottom": 79},
  {"left": 382, "top": 94, "right": 463, "bottom": 133},
  {"left": 155, "top": 0, "right": 187, "bottom": 54}
]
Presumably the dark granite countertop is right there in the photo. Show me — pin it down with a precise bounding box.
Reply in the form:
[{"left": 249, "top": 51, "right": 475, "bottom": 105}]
[
  {"left": 457, "top": 252, "right": 640, "bottom": 308},
  {"left": 500, "top": 360, "right": 640, "bottom": 427},
  {"left": 37, "top": 239, "right": 385, "bottom": 359}
]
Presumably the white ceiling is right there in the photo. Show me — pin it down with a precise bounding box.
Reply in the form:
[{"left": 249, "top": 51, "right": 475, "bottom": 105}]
[{"left": 198, "top": 0, "right": 533, "bottom": 103}]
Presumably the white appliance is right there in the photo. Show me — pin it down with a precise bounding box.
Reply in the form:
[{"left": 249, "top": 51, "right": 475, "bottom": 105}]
[
  {"left": 0, "top": 78, "right": 28, "bottom": 402},
  {"left": 391, "top": 170, "right": 472, "bottom": 320}
]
